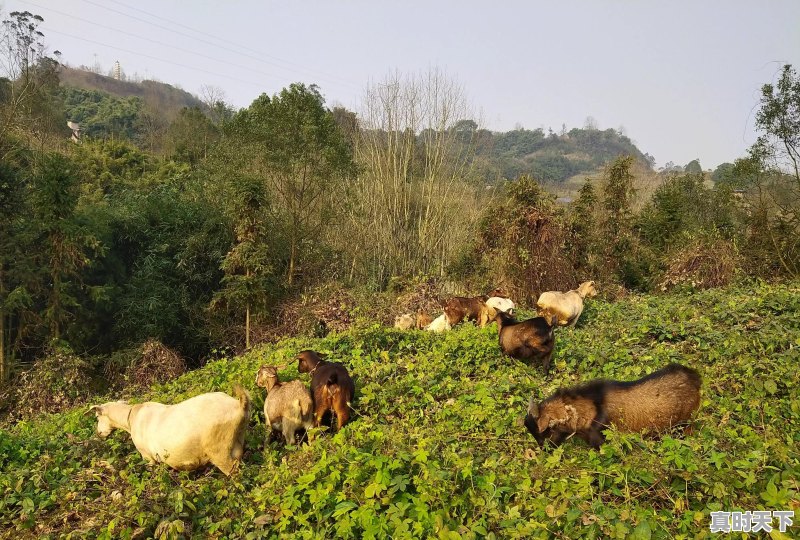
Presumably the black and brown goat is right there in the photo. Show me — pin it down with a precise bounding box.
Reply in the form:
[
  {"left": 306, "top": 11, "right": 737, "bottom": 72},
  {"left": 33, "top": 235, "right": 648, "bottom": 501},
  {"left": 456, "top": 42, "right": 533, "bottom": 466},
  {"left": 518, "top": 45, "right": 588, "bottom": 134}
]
[
  {"left": 297, "top": 350, "right": 355, "bottom": 431},
  {"left": 494, "top": 310, "right": 557, "bottom": 374},
  {"left": 525, "top": 363, "right": 701, "bottom": 449}
]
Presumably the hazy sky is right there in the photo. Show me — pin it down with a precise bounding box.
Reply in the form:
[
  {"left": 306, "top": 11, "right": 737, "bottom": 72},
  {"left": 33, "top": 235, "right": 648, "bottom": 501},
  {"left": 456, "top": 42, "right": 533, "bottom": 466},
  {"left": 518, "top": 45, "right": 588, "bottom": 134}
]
[{"left": 3, "top": 0, "right": 799, "bottom": 168}]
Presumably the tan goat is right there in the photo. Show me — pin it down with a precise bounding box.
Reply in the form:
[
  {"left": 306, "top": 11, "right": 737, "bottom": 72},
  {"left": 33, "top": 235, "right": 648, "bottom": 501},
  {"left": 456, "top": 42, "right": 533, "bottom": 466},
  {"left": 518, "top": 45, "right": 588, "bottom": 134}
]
[
  {"left": 255, "top": 365, "right": 314, "bottom": 445},
  {"left": 536, "top": 281, "right": 598, "bottom": 327},
  {"left": 88, "top": 386, "right": 251, "bottom": 476},
  {"left": 394, "top": 313, "right": 415, "bottom": 330}
]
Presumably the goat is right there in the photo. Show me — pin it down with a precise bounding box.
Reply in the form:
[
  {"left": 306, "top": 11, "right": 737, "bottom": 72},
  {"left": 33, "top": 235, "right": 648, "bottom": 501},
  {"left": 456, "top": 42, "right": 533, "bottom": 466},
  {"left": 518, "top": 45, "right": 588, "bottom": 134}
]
[
  {"left": 87, "top": 386, "right": 251, "bottom": 476},
  {"left": 525, "top": 363, "right": 701, "bottom": 449},
  {"left": 394, "top": 313, "right": 415, "bottom": 330},
  {"left": 255, "top": 365, "right": 314, "bottom": 445},
  {"left": 415, "top": 310, "right": 433, "bottom": 330},
  {"left": 297, "top": 350, "right": 355, "bottom": 431},
  {"left": 443, "top": 296, "right": 493, "bottom": 327},
  {"left": 536, "top": 280, "right": 598, "bottom": 327},
  {"left": 486, "top": 296, "right": 515, "bottom": 315},
  {"left": 494, "top": 311, "right": 557, "bottom": 374},
  {"left": 425, "top": 313, "right": 451, "bottom": 332}
]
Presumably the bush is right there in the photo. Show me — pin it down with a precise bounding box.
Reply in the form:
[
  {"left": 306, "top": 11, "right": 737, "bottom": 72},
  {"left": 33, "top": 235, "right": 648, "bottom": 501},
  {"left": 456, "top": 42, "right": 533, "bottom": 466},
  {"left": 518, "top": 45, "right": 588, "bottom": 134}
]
[
  {"left": 102, "top": 340, "right": 187, "bottom": 393},
  {"left": 658, "top": 237, "right": 741, "bottom": 292},
  {"left": 1, "top": 346, "right": 93, "bottom": 421}
]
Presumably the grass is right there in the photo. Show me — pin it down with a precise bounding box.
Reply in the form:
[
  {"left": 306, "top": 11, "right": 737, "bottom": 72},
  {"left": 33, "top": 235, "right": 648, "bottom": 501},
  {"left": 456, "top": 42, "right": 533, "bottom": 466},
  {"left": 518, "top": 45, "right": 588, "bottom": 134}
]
[{"left": 1, "top": 281, "right": 799, "bottom": 539}]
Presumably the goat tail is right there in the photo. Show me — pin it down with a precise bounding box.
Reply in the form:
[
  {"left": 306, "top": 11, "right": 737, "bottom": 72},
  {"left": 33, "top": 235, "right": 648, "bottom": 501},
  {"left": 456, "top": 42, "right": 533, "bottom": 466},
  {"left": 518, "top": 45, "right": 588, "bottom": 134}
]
[
  {"left": 326, "top": 372, "right": 339, "bottom": 387},
  {"left": 233, "top": 383, "right": 251, "bottom": 413}
]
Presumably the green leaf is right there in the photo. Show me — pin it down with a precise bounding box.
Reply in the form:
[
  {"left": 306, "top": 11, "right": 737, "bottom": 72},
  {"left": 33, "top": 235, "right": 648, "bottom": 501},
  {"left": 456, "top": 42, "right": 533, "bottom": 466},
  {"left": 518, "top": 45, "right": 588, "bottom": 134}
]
[{"left": 629, "top": 520, "right": 652, "bottom": 540}]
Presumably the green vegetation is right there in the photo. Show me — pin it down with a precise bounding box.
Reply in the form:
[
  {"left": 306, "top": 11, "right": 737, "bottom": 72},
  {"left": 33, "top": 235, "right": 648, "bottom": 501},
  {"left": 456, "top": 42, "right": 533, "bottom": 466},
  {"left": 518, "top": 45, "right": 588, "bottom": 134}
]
[
  {"left": 480, "top": 126, "right": 652, "bottom": 185},
  {"left": 1, "top": 13, "right": 798, "bottom": 537},
  {"left": 1, "top": 281, "right": 798, "bottom": 538}
]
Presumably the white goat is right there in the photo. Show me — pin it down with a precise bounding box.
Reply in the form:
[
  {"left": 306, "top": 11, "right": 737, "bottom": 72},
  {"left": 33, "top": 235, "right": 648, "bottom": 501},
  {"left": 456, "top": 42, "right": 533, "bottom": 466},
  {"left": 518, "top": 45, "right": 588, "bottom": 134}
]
[
  {"left": 536, "top": 281, "right": 598, "bottom": 327},
  {"left": 425, "top": 313, "right": 452, "bottom": 333},
  {"left": 88, "top": 386, "right": 251, "bottom": 476},
  {"left": 486, "top": 296, "right": 515, "bottom": 315},
  {"left": 394, "top": 313, "right": 415, "bottom": 330}
]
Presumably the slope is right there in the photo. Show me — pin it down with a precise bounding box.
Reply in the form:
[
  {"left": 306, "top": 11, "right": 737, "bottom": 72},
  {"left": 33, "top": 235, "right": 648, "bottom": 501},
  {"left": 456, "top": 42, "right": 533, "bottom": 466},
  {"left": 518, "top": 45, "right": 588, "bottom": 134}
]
[{"left": 0, "top": 282, "right": 798, "bottom": 538}]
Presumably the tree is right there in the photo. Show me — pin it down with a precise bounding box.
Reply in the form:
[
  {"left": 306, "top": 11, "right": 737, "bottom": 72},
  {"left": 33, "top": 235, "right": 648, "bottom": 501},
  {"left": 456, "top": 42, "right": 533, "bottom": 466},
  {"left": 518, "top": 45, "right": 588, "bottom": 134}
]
[
  {"left": 29, "top": 153, "right": 101, "bottom": 341},
  {"left": 567, "top": 179, "right": 599, "bottom": 273},
  {"left": 165, "top": 106, "right": 219, "bottom": 165},
  {"left": 331, "top": 105, "right": 358, "bottom": 148},
  {"left": 744, "top": 64, "right": 800, "bottom": 276},
  {"left": 228, "top": 83, "right": 354, "bottom": 286},
  {"left": 475, "top": 175, "right": 574, "bottom": 302},
  {"left": 211, "top": 175, "right": 273, "bottom": 349},
  {"left": 0, "top": 160, "right": 29, "bottom": 381},
  {"left": 351, "top": 68, "right": 485, "bottom": 285},
  {"left": 711, "top": 162, "right": 736, "bottom": 185},
  {"left": 0, "top": 10, "right": 64, "bottom": 153},
  {"left": 684, "top": 159, "right": 702, "bottom": 173},
  {"left": 752, "top": 64, "right": 800, "bottom": 182},
  {"left": 199, "top": 84, "right": 233, "bottom": 126},
  {"left": 599, "top": 156, "right": 642, "bottom": 286}
]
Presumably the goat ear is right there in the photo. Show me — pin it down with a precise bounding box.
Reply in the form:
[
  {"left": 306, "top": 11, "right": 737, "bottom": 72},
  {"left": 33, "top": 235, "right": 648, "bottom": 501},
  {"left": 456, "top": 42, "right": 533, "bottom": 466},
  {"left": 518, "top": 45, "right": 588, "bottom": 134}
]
[
  {"left": 85, "top": 405, "right": 101, "bottom": 416},
  {"left": 537, "top": 415, "right": 550, "bottom": 434}
]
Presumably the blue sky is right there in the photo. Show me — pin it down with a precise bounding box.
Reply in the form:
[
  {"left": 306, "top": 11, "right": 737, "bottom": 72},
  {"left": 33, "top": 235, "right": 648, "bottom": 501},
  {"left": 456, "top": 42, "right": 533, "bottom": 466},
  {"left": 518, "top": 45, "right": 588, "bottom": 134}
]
[{"left": 3, "top": 0, "right": 799, "bottom": 168}]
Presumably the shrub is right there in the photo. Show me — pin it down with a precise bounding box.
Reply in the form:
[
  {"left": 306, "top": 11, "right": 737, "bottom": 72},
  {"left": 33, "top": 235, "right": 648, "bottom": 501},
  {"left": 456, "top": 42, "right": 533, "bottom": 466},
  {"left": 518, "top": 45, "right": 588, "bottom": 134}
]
[
  {"left": 2, "top": 346, "right": 93, "bottom": 421},
  {"left": 658, "top": 237, "right": 741, "bottom": 292}
]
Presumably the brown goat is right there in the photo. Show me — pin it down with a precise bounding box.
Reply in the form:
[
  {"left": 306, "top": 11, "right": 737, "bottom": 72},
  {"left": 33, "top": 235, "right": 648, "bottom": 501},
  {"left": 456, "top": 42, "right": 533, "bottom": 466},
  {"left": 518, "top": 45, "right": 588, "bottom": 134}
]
[
  {"left": 494, "top": 311, "right": 556, "bottom": 374},
  {"left": 525, "top": 364, "right": 701, "bottom": 449},
  {"left": 443, "top": 296, "right": 492, "bottom": 327},
  {"left": 415, "top": 310, "right": 433, "bottom": 330},
  {"left": 297, "top": 350, "right": 355, "bottom": 431}
]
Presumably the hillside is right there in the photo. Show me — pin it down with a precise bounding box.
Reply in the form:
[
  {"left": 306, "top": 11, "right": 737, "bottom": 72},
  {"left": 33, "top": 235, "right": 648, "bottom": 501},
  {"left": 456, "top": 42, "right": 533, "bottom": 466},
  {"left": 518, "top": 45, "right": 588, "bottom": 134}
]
[
  {"left": 477, "top": 126, "right": 654, "bottom": 185},
  {"left": 58, "top": 67, "right": 203, "bottom": 140},
  {"left": 60, "top": 67, "right": 202, "bottom": 113},
  {"left": 1, "top": 282, "right": 798, "bottom": 538}
]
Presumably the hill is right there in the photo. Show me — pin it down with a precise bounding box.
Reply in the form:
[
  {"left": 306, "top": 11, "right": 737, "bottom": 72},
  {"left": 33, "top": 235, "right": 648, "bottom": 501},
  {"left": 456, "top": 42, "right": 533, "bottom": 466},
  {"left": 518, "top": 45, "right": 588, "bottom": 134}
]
[
  {"left": 59, "top": 67, "right": 202, "bottom": 113},
  {"left": 57, "top": 67, "right": 204, "bottom": 140},
  {"left": 477, "top": 126, "right": 654, "bottom": 185},
  {"left": 1, "top": 282, "right": 798, "bottom": 538}
]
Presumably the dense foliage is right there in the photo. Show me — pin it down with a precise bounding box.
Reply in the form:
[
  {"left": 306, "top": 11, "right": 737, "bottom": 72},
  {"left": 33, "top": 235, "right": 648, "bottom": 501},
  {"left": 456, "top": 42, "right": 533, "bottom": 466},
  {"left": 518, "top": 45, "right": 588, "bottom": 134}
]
[
  {"left": 482, "top": 126, "right": 652, "bottom": 184},
  {"left": 0, "top": 281, "right": 798, "bottom": 538}
]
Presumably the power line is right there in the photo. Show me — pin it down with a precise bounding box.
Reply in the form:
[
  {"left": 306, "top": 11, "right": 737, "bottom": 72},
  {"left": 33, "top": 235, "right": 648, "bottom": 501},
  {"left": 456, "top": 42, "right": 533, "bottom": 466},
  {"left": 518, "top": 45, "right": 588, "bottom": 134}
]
[
  {"left": 103, "top": 0, "right": 358, "bottom": 89},
  {"left": 42, "top": 26, "right": 269, "bottom": 89},
  {"left": 77, "top": 0, "right": 361, "bottom": 90},
  {"left": 20, "top": 0, "right": 300, "bottom": 88}
]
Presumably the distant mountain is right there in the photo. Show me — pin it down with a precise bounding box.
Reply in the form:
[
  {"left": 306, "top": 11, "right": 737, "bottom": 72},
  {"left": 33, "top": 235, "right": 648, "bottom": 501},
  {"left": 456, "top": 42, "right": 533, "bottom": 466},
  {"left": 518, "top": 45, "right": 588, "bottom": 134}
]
[{"left": 475, "top": 126, "right": 654, "bottom": 184}]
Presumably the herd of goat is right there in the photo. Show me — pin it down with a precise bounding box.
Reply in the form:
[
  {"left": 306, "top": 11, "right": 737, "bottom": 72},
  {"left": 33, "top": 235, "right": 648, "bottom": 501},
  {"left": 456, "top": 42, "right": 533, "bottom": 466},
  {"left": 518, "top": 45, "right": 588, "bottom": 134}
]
[{"left": 87, "top": 280, "right": 702, "bottom": 476}]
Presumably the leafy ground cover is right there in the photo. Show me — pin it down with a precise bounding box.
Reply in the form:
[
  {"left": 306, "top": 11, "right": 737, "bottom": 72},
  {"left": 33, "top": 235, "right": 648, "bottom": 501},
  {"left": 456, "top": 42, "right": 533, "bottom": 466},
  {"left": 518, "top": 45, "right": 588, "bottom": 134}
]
[{"left": 1, "top": 282, "right": 798, "bottom": 539}]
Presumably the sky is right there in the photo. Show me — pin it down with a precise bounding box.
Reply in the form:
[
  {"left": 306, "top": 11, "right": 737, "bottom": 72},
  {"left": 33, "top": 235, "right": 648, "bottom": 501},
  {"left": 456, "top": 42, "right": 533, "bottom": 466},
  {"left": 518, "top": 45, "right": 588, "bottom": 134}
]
[{"left": 2, "top": 0, "right": 799, "bottom": 169}]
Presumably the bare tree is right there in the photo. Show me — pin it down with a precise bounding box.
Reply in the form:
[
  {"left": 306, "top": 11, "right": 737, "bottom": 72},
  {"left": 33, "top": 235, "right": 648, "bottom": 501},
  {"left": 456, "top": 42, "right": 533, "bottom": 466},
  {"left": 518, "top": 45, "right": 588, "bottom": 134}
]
[
  {"left": 345, "top": 68, "right": 486, "bottom": 285},
  {"left": 200, "top": 84, "right": 232, "bottom": 125}
]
